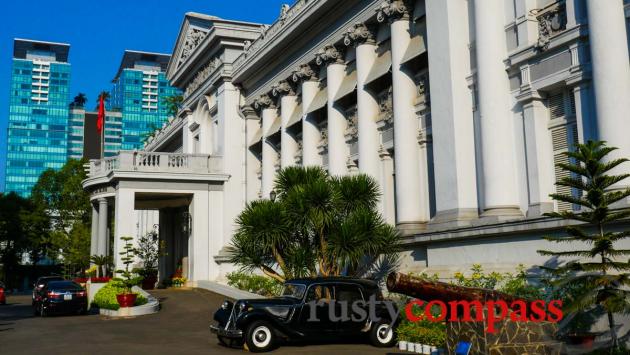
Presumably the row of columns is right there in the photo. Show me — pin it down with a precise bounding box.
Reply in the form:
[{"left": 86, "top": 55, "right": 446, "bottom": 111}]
[
  {"left": 253, "top": 0, "right": 630, "bottom": 226},
  {"left": 253, "top": 2, "right": 431, "bottom": 227}
]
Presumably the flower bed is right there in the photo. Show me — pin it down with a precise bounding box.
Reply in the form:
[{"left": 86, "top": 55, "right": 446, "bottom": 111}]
[
  {"left": 74, "top": 277, "right": 111, "bottom": 284},
  {"left": 90, "top": 276, "right": 112, "bottom": 283},
  {"left": 92, "top": 280, "right": 147, "bottom": 310}
]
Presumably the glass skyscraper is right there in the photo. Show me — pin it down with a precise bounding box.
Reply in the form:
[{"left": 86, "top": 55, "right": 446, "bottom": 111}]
[
  {"left": 4, "top": 39, "right": 71, "bottom": 197},
  {"left": 111, "top": 50, "right": 179, "bottom": 151}
]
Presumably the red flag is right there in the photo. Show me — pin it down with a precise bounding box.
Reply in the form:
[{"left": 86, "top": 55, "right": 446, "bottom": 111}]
[{"left": 97, "top": 95, "right": 105, "bottom": 133}]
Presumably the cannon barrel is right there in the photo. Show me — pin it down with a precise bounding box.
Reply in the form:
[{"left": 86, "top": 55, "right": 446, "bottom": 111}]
[{"left": 386, "top": 272, "right": 524, "bottom": 304}]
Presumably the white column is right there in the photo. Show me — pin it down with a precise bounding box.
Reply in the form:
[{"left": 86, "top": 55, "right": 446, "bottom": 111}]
[
  {"left": 425, "top": 0, "right": 479, "bottom": 223},
  {"left": 474, "top": 0, "right": 521, "bottom": 216},
  {"left": 113, "top": 188, "right": 135, "bottom": 269},
  {"left": 353, "top": 31, "right": 382, "bottom": 185},
  {"left": 388, "top": 12, "right": 426, "bottom": 228},
  {"left": 325, "top": 61, "right": 348, "bottom": 176},
  {"left": 90, "top": 202, "right": 99, "bottom": 261},
  {"left": 97, "top": 198, "right": 108, "bottom": 257},
  {"left": 586, "top": 0, "right": 630, "bottom": 182},
  {"left": 243, "top": 106, "right": 262, "bottom": 202},
  {"left": 520, "top": 93, "right": 555, "bottom": 216},
  {"left": 260, "top": 101, "right": 279, "bottom": 198},
  {"left": 280, "top": 94, "right": 299, "bottom": 168},
  {"left": 191, "top": 190, "right": 211, "bottom": 281},
  {"left": 301, "top": 79, "right": 322, "bottom": 166}
]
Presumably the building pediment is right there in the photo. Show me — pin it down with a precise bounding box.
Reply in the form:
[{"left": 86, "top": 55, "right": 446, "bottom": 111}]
[
  {"left": 167, "top": 13, "right": 217, "bottom": 80},
  {"left": 166, "top": 12, "right": 265, "bottom": 90}
]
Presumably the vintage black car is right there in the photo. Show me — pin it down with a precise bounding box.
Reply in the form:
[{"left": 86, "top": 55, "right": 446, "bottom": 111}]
[{"left": 210, "top": 277, "right": 398, "bottom": 352}]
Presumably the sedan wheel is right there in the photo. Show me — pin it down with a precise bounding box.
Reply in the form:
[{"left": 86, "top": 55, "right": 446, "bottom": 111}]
[
  {"left": 244, "top": 320, "right": 276, "bottom": 352},
  {"left": 369, "top": 321, "right": 396, "bottom": 347}
]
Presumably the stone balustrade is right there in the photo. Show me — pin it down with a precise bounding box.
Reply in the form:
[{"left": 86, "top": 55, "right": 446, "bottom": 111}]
[{"left": 88, "top": 151, "right": 223, "bottom": 177}]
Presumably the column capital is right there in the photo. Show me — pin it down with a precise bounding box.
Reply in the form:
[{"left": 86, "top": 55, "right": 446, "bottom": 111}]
[
  {"left": 271, "top": 80, "right": 296, "bottom": 97},
  {"left": 376, "top": 0, "right": 413, "bottom": 23},
  {"left": 292, "top": 63, "right": 318, "bottom": 83},
  {"left": 254, "top": 94, "right": 276, "bottom": 110},
  {"left": 315, "top": 45, "right": 345, "bottom": 66},
  {"left": 343, "top": 23, "right": 377, "bottom": 47},
  {"left": 240, "top": 105, "right": 258, "bottom": 119},
  {"left": 98, "top": 197, "right": 108, "bottom": 204}
]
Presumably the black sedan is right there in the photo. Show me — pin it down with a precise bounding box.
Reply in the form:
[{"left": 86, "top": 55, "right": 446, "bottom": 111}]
[
  {"left": 211, "top": 277, "right": 398, "bottom": 352},
  {"left": 33, "top": 281, "right": 88, "bottom": 317}
]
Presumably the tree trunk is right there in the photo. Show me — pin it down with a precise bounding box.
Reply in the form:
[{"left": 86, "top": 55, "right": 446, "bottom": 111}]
[
  {"left": 608, "top": 310, "right": 618, "bottom": 351},
  {"left": 261, "top": 265, "right": 285, "bottom": 283}
]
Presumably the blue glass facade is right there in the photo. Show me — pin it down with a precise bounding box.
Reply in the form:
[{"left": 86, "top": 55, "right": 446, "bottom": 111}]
[
  {"left": 5, "top": 47, "right": 71, "bottom": 197},
  {"left": 111, "top": 67, "right": 179, "bottom": 151}
]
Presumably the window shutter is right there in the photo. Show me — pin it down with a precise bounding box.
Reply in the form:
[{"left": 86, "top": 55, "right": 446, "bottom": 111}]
[
  {"left": 548, "top": 93, "right": 565, "bottom": 119},
  {"left": 549, "top": 89, "right": 580, "bottom": 212}
]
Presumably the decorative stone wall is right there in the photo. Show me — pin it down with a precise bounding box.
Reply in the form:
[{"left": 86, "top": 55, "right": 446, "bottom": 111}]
[{"left": 446, "top": 319, "right": 563, "bottom": 355}]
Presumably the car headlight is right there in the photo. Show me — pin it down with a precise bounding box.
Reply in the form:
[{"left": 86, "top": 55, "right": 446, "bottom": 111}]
[
  {"left": 221, "top": 300, "right": 232, "bottom": 310},
  {"left": 238, "top": 302, "right": 247, "bottom": 313}
]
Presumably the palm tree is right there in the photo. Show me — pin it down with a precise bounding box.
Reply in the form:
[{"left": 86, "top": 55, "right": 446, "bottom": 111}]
[
  {"left": 538, "top": 140, "right": 630, "bottom": 351},
  {"left": 90, "top": 254, "right": 113, "bottom": 277},
  {"left": 164, "top": 95, "right": 183, "bottom": 117},
  {"left": 94, "top": 91, "right": 110, "bottom": 110},
  {"left": 72, "top": 93, "right": 87, "bottom": 108},
  {"left": 229, "top": 166, "right": 401, "bottom": 282}
]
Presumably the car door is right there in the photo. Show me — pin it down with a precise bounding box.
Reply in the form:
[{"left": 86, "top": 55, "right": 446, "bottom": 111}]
[
  {"left": 297, "top": 283, "right": 336, "bottom": 336},
  {"left": 334, "top": 283, "right": 367, "bottom": 334}
]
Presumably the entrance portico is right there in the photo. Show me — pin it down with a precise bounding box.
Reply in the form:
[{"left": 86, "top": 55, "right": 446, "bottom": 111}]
[{"left": 83, "top": 151, "right": 228, "bottom": 283}]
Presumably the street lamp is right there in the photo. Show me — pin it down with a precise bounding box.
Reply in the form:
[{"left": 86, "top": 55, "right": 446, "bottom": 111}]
[{"left": 269, "top": 190, "right": 277, "bottom": 202}]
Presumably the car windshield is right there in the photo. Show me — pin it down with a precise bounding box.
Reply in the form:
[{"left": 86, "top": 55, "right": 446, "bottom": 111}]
[
  {"left": 47, "top": 281, "right": 82, "bottom": 290},
  {"left": 280, "top": 283, "right": 306, "bottom": 299}
]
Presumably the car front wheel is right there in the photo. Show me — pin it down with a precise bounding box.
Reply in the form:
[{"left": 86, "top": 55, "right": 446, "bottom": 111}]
[
  {"left": 244, "top": 320, "right": 276, "bottom": 352},
  {"left": 369, "top": 320, "right": 396, "bottom": 347}
]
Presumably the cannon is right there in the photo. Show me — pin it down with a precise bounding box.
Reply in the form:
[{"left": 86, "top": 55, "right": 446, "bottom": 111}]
[{"left": 386, "top": 272, "right": 524, "bottom": 305}]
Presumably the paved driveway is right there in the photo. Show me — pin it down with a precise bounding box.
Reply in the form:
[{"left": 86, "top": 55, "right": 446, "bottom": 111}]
[{"left": 0, "top": 288, "right": 403, "bottom": 354}]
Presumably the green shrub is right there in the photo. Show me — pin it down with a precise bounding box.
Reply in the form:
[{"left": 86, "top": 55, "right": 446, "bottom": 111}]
[
  {"left": 92, "top": 279, "right": 148, "bottom": 310},
  {"left": 226, "top": 272, "right": 282, "bottom": 297},
  {"left": 454, "top": 264, "right": 543, "bottom": 299},
  {"left": 397, "top": 319, "right": 446, "bottom": 347}
]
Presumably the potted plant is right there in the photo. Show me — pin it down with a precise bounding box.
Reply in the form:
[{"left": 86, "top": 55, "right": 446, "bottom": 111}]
[
  {"left": 135, "top": 231, "right": 161, "bottom": 290},
  {"left": 114, "top": 236, "right": 142, "bottom": 307}
]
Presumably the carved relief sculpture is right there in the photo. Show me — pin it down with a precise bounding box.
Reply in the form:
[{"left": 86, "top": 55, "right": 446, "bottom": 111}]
[
  {"left": 178, "top": 28, "right": 208, "bottom": 68},
  {"left": 343, "top": 23, "right": 376, "bottom": 47},
  {"left": 315, "top": 45, "right": 344, "bottom": 66},
  {"left": 376, "top": 0, "right": 413, "bottom": 23},
  {"left": 292, "top": 64, "right": 317, "bottom": 82},
  {"left": 535, "top": 2, "right": 567, "bottom": 51}
]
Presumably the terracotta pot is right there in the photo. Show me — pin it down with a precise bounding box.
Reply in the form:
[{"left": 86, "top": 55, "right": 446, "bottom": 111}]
[
  {"left": 116, "top": 293, "right": 137, "bottom": 308},
  {"left": 142, "top": 275, "right": 157, "bottom": 290}
]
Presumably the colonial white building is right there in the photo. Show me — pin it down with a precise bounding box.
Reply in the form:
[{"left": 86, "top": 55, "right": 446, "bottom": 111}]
[{"left": 83, "top": 0, "right": 630, "bottom": 284}]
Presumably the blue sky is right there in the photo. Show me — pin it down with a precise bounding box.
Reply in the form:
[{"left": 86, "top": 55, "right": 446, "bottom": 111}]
[{"left": 0, "top": 0, "right": 289, "bottom": 190}]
